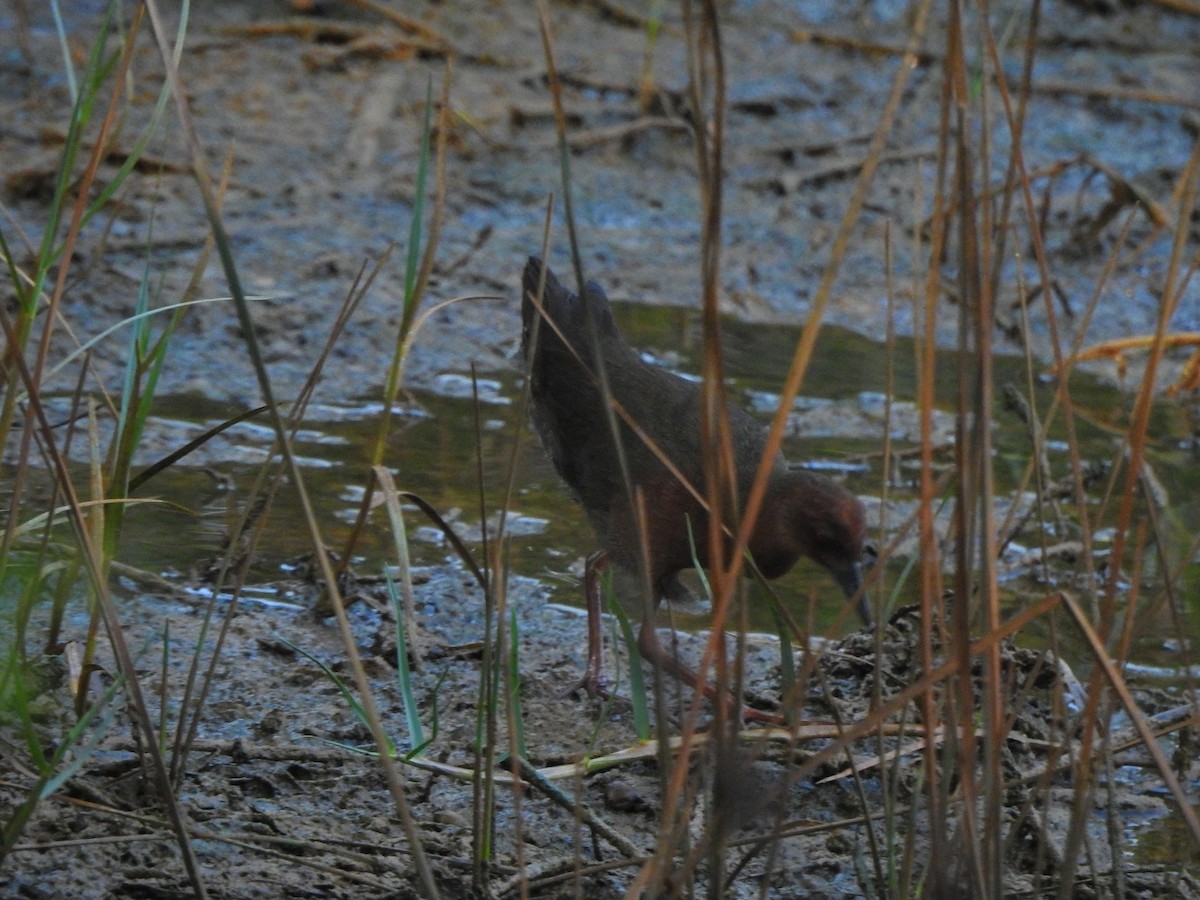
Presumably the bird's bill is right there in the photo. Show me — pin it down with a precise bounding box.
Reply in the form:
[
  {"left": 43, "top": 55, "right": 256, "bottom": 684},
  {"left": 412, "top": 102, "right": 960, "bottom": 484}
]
[{"left": 834, "top": 560, "right": 871, "bottom": 627}]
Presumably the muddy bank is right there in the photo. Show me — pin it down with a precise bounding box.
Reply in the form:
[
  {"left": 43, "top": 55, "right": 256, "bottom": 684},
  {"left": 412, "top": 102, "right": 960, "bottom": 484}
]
[
  {"left": 2, "top": 1, "right": 1197, "bottom": 407},
  {"left": 4, "top": 562, "right": 1197, "bottom": 897}
]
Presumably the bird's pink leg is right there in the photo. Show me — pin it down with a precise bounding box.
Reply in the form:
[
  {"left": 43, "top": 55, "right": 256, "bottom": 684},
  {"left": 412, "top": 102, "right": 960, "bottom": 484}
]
[
  {"left": 636, "top": 617, "right": 782, "bottom": 725},
  {"left": 559, "top": 550, "right": 611, "bottom": 698}
]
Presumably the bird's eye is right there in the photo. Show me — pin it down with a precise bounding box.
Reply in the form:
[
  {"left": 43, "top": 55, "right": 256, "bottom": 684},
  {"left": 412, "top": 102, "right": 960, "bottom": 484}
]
[{"left": 863, "top": 542, "right": 879, "bottom": 569}]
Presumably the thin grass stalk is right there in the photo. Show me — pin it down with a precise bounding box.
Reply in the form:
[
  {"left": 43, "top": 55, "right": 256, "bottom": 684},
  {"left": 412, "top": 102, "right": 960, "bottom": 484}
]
[
  {"left": 609, "top": 590, "right": 652, "bottom": 741},
  {"left": 79, "top": 401, "right": 106, "bottom": 716},
  {"left": 36, "top": 296, "right": 222, "bottom": 390},
  {"left": 915, "top": 0, "right": 958, "bottom": 883},
  {"left": 105, "top": 245, "right": 179, "bottom": 562},
  {"left": 337, "top": 64, "right": 449, "bottom": 579},
  {"left": 904, "top": 83, "right": 938, "bottom": 893},
  {"left": 876, "top": 221, "right": 897, "bottom": 895},
  {"left": 401, "top": 78, "right": 436, "bottom": 334},
  {"left": 2, "top": 412, "right": 62, "bottom": 777},
  {"left": 42, "top": 547, "right": 81, "bottom": 657},
  {"left": 947, "top": 2, "right": 989, "bottom": 891},
  {"left": 506, "top": 607, "right": 526, "bottom": 758},
  {"left": 530, "top": 19, "right": 681, "bottom": 887},
  {"left": 13, "top": 226, "right": 94, "bottom": 671},
  {"left": 1138, "top": 468, "right": 1197, "bottom": 664},
  {"left": 158, "top": 233, "right": 341, "bottom": 773},
  {"left": 48, "top": 0, "right": 79, "bottom": 102},
  {"left": 969, "top": 10, "right": 1006, "bottom": 894},
  {"left": 747, "top": 717, "right": 806, "bottom": 896},
  {"left": 1016, "top": 274, "right": 1056, "bottom": 571},
  {"left": 384, "top": 571, "right": 426, "bottom": 751},
  {"left": 687, "top": 7, "right": 753, "bottom": 895},
  {"left": 767, "top": 601, "right": 796, "bottom": 729},
  {"left": 0, "top": 2, "right": 129, "bottom": 510},
  {"left": 472, "top": 432, "right": 527, "bottom": 884},
  {"left": 985, "top": 0, "right": 1039, "bottom": 314},
  {"left": 491, "top": 208, "right": 555, "bottom": 898},
  {"left": 681, "top": 0, "right": 729, "bottom": 811},
  {"left": 468, "top": 366, "right": 498, "bottom": 888},
  {"left": 0, "top": 344, "right": 38, "bottom": 576},
  {"left": 0, "top": 322, "right": 40, "bottom": 598},
  {"left": 277, "top": 638, "right": 393, "bottom": 757},
  {"left": 636, "top": 1, "right": 663, "bottom": 113},
  {"left": 979, "top": 0, "right": 1101, "bottom": 632},
  {"left": 173, "top": 255, "right": 387, "bottom": 781},
  {"left": 375, "top": 465, "right": 422, "bottom": 661},
  {"left": 168, "top": 460, "right": 280, "bottom": 785},
  {"left": 375, "top": 469, "right": 426, "bottom": 751},
  {"left": 993, "top": 209, "right": 1139, "bottom": 558},
  {"left": 535, "top": 4, "right": 584, "bottom": 294},
  {"left": 157, "top": 619, "right": 170, "bottom": 752},
  {"left": 627, "top": 488, "right": 687, "bottom": 898},
  {"left": 1, "top": 395, "right": 52, "bottom": 644},
  {"left": 500, "top": 556, "right": 531, "bottom": 900},
  {"left": 141, "top": 4, "right": 439, "bottom": 895},
  {"left": 535, "top": 3, "right": 640, "bottom": 560},
  {"left": 634, "top": 487, "right": 675, "bottom": 789},
  {"left": 8, "top": 3, "right": 115, "bottom": 322},
  {"left": 481, "top": 464, "right": 535, "bottom": 894},
  {"left": 811, "top": 660, "right": 887, "bottom": 888},
  {"left": 27, "top": 4, "right": 147, "bottom": 406},
  {"left": 1102, "top": 519, "right": 1152, "bottom": 893},
  {"left": 879, "top": 219, "right": 897, "bottom": 624},
  {"left": 690, "top": 0, "right": 739, "bottom": 735},
  {"left": 456, "top": 222, "right": 547, "bottom": 864},
  {"left": 631, "top": 6, "right": 737, "bottom": 891},
  {"left": 410, "top": 65, "right": 451, "bottom": 323}
]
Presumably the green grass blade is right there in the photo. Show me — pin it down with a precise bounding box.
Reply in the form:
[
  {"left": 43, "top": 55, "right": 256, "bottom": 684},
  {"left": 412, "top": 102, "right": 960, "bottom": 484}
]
[
  {"left": 385, "top": 569, "right": 425, "bottom": 750},
  {"left": 768, "top": 598, "right": 796, "bottom": 728},
  {"left": 274, "top": 635, "right": 397, "bottom": 758},
  {"left": 609, "top": 586, "right": 650, "bottom": 740},
  {"left": 507, "top": 608, "right": 527, "bottom": 757},
  {"left": 402, "top": 75, "right": 434, "bottom": 332}
]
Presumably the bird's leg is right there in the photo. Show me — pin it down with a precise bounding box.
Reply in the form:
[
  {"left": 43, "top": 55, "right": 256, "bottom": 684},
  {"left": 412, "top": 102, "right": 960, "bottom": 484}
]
[
  {"left": 559, "top": 550, "right": 612, "bottom": 699},
  {"left": 636, "top": 616, "right": 782, "bottom": 725}
]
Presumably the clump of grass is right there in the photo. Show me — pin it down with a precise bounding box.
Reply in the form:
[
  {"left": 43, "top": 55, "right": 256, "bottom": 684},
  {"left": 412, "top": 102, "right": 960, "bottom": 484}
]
[
  {"left": 0, "top": 4, "right": 208, "bottom": 879},
  {"left": 2, "top": 5, "right": 454, "bottom": 896}
]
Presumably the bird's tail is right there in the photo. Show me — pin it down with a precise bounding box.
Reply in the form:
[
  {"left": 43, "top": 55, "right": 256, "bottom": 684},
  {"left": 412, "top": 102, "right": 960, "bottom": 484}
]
[{"left": 521, "top": 256, "right": 618, "bottom": 360}]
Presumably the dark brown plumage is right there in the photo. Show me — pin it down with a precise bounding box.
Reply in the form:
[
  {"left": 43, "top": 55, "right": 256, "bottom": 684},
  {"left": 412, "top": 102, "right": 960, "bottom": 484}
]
[{"left": 521, "top": 256, "right": 869, "bottom": 711}]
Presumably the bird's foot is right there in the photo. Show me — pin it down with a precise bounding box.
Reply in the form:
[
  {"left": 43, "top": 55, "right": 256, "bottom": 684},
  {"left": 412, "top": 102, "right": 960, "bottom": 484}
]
[
  {"left": 738, "top": 704, "right": 785, "bottom": 726},
  {"left": 557, "top": 667, "right": 612, "bottom": 701},
  {"left": 712, "top": 695, "right": 784, "bottom": 726}
]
